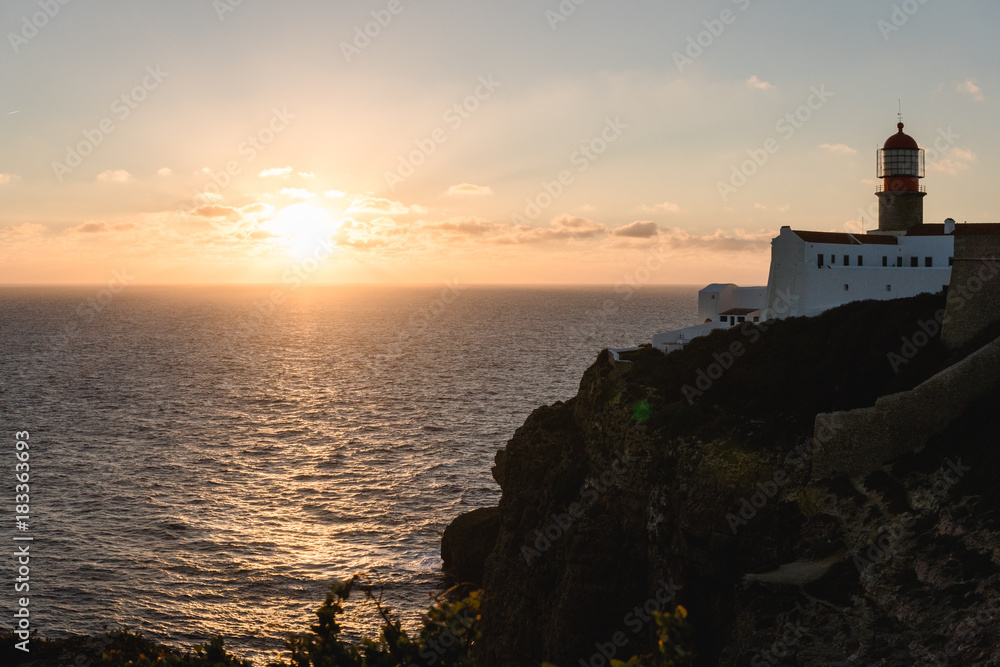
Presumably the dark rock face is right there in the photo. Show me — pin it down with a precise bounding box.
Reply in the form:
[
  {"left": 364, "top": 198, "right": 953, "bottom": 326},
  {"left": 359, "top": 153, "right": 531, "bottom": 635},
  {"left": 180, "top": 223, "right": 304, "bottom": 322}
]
[
  {"left": 442, "top": 507, "right": 501, "bottom": 586},
  {"left": 474, "top": 294, "right": 1000, "bottom": 666}
]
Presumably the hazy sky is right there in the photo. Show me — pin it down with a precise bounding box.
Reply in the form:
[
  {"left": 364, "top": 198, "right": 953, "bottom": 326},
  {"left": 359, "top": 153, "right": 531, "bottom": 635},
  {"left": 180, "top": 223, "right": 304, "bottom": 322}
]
[{"left": 1, "top": 0, "right": 998, "bottom": 285}]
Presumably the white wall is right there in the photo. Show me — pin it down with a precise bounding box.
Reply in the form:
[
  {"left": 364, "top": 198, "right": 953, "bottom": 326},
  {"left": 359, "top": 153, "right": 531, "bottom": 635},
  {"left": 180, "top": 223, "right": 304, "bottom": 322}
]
[{"left": 763, "top": 228, "right": 954, "bottom": 319}]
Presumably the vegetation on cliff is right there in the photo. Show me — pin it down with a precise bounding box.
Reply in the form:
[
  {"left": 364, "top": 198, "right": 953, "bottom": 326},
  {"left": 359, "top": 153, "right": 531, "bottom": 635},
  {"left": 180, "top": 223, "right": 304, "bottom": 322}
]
[
  {"left": 478, "top": 292, "right": 1000, "bottom": 665},
  {"left": 1, "top": 579, "right": 693, "bottom": 667}
]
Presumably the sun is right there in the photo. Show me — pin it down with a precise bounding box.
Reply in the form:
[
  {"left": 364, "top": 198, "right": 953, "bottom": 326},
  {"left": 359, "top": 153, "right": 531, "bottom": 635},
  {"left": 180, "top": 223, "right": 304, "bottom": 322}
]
[{"left": 264, "top": 204, "right": 339, "bottom": 259}]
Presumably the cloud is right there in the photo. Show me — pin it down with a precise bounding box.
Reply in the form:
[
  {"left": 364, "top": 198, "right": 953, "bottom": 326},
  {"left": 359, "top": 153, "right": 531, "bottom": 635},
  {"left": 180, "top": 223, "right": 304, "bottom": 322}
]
[
  {"left": 754, "top": 203, "right": 767, "bottom": 210},
  {"left": 611, "top": 221, "right": 659, "bottom": 238},
  {"left": 639, "top": 201, "right": 681, "bottom": 214},
  {"left": 819, "top": 143, "right": 856, "bottom": 154},
  {"left": 157, "top": 167, "right": 172, "bottom": 177},
  {"left": 259, "top": 167, "right": 293, "bottom": 178},
  {"left": 239, "top": 203, "right": 274, "bottom": 217},
  {"left": 96, "top": 169, "right": 132, "bottom": 183},
  {"left": 958, "top": 79, "right": 984, "bottom": 101},
  {"left": 297, "top": 172, "right": 315, "bottom": 178},
  {"left": 0, "top": 223, "right": 47, "bottom": 241},
  {"left": 423, "top": 219, "right": 497, "bottom": 236},
  {"left": 347, "top": 197, "right": 410, "bottom": 215},
  {"left": 66, "top": 221, "right": 139, "bottom": 234},
  {"left": 951, "top": 148, "right": 977, "bottom": 162},
  {"left": 446, "top": 183, "right": 494, "bottom": 196},
  {"left": 0, "top": 173, "right": 21, "bottom": 184},
  {"left": 928, "top": 147, "right": 977, "bottom": 175},
  {"left": 494, "top": 215, "right": 607, "bottom": 244},
  {"left": 325, "top": 190, "right": 346, "bottom": 198},
  {"left": 778, "top": 204, "right": 790, "bottom": 213},
  {"left": 655, "top": 227, "right": 775, "bottom": 253},
  {"left": 747, "top": 75, "right": 773, "bottom": 90},
  {"left": 192, "top": 205, "right": 243, "bottom": 220},
  {"left": 280, "top": 188, "right": 316, "bottom": 199},
  {"left": 552, "top": 215, "right": 604, "bottom": 235}
]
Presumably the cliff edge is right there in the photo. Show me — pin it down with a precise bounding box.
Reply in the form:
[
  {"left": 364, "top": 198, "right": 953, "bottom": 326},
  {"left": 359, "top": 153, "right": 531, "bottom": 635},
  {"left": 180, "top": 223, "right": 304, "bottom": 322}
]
[{"left": 471, "top": 292, "right": 1000, "bottom": 666}]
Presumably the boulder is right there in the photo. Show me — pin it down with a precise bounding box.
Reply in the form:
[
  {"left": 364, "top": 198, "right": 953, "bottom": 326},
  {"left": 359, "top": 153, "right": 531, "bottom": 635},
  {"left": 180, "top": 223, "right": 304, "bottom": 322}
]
[{"left": 441, "top": 507, "right": 500, "bottom": 586}]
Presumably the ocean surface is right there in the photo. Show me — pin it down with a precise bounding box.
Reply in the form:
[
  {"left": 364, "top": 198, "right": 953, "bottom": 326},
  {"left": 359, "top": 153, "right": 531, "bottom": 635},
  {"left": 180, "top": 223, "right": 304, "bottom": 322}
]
[{"left": 0, "top": 285, "right": 696, "bottom": 664}]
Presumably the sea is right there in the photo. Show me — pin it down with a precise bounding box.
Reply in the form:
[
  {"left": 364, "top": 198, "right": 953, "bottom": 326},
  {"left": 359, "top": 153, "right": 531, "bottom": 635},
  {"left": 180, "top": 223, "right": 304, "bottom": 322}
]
[{"left": 0, "top": 285, "right": 696, "bottom": 664}]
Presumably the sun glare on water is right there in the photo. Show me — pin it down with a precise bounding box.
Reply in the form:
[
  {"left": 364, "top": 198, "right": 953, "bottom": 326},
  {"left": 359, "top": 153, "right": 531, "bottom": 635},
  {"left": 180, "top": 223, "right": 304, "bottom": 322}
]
[{"left": 264, "top": 203, "right": 340, "bottom": 259}]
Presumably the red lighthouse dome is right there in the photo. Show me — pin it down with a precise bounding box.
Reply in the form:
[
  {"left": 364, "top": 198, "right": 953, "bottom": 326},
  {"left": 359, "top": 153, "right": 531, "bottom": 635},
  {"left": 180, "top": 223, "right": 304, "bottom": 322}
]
[{"left": 883, "top": 122, "right": 919, "bottom": 150}]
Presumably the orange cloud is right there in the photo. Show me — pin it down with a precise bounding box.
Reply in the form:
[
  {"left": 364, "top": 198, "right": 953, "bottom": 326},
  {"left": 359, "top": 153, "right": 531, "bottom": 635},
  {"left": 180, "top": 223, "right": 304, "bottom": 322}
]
[
  {"left": 446, "top": 183, "right": 494, "bottom": 196},
  {"left": 612, "top": 221, "right": 659, "bottom": 238}
]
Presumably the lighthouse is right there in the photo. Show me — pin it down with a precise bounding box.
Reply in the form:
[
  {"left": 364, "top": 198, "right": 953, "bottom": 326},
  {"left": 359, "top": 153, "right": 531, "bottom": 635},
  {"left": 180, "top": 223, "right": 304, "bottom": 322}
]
[{"left": 876, "top": 122, "right": 926, "bottom": 232}]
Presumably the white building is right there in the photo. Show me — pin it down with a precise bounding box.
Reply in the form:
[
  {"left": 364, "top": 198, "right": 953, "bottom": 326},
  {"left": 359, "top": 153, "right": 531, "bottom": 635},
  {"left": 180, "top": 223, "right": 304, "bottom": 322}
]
[
  {"left": 649, "top": 121, "right": 965, "bottom": 354},
  {"left": 760, "top": 226, "right": 953, "bottom": 319}
]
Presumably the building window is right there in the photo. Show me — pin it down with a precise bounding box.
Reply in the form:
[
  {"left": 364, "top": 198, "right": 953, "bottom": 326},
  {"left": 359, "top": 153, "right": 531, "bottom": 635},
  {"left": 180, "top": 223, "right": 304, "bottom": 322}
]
[
  {"left": 737, "top": 316, "right": 745, "bottom": 323},
  {"left": 817, "top": 253, "right": 824, "bottom": 268},
  {"left": 887, "top": 285, "right": 892, "bottom": 292},
  {"left": 949, "top": 257, "right": 954, "bottom": 267},
  {"left": 844, "top": 284, "right": 849, "bottom": 291},
  {"left": 844, "top": 254, "right": 850, "bottom": 266},
  {"left": 753, "top": 316, "right": 760, "bottom": 322},
  {"left": 858, "top": 255, "right": 864, "bottom": 266},
  {"left": 925, "top": 257, "right": 933, "bottom": 267},
  {"left": 896, "top": 257, "right": 903, "bottom": 267},
  {"left": 883, "top": 256, "right": 888, "bottom": 267},
  {"left": 831, "top": 254, "right": 836, "bottom": 265},
  {"left": 910, "top": 257, "right": 918, "bottom": 267}
]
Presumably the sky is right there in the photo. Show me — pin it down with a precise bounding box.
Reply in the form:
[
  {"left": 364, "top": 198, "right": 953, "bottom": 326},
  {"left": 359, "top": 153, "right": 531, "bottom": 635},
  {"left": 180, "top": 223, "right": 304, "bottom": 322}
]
[{"left": 1, "top": 0, "right": 998, "bottom": 286}]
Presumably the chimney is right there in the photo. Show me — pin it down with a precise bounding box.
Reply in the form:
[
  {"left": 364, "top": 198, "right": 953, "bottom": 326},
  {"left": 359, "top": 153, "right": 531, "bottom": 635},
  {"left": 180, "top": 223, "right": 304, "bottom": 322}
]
[{"left": 944, "top": 217, "right": 956, "bottom": 234}]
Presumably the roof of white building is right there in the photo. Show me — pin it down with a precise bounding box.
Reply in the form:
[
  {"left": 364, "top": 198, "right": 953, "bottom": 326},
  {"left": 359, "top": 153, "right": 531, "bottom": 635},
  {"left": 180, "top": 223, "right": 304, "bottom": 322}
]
[
  {"left": 788, "top": 223, "right": 1000, "bottom": 246},
  {"left": 905, "top": 223, "right": 1000, "bottom": 237},
  {"left": 699, "top": 283, "right": 737, "bottom": 293},
  {"left": 791, "top": 230, "right": 897, "bottom": 245}
]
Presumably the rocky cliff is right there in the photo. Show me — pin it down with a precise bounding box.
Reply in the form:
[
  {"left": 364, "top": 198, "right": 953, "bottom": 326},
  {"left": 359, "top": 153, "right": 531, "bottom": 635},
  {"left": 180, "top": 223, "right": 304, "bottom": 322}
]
[{"left": 471, "top": 292, "right": 1000, "bottom": 666}]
